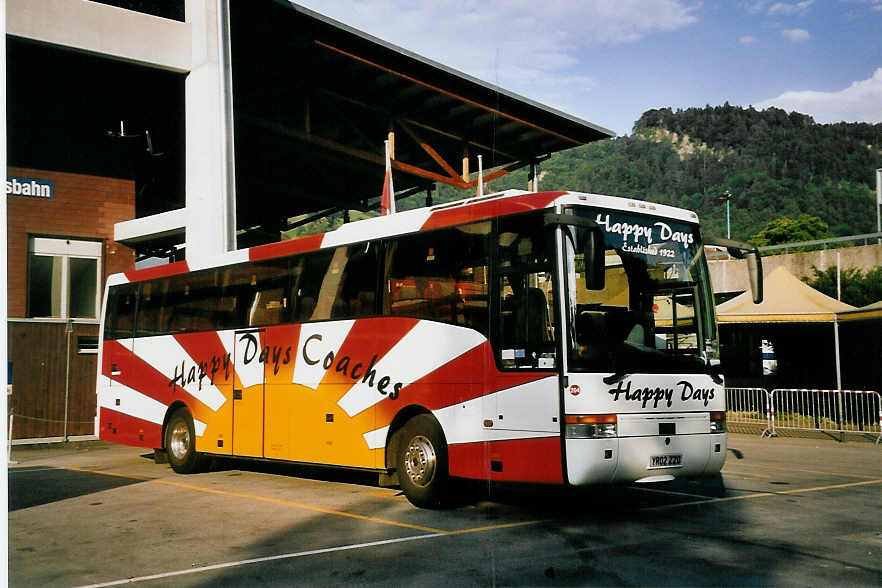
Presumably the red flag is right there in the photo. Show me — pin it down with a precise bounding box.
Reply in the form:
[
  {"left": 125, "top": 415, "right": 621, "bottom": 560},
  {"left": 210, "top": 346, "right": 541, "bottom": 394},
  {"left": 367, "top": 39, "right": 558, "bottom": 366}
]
[{"left": 381, "top": 140, "right": 395, "bottom": 215}]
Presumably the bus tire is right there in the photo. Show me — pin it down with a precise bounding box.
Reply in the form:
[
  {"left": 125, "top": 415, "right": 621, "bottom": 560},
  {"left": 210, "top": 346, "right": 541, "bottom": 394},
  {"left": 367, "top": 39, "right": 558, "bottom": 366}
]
[
  {"left": 164, "top": 408, "right": 204, "bottom": 474},
  {"left": 396, "top": 414, "right": 450, "bottom": 508}
]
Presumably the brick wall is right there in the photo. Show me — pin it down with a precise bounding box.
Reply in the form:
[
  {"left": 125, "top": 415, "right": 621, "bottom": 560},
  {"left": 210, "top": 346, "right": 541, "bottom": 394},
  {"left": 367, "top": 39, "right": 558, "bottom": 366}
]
[
  {"left": 7, "top": 167, "right": 136, "bottom": 439},
  {"left": 6, "top": 167, "right": 136, "bottom": 317}
]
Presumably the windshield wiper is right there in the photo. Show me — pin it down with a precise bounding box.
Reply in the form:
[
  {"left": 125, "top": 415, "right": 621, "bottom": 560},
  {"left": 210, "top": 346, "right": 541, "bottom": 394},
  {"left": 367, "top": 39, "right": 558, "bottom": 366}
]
[
  {"left": 670, "top": 351, "right": 725, "bottom": 384},
  {"left": 603, "top": 358, "right": 720, "bottom": 384},
  {"left": 707, "top": 362, "right": 724, "bottom": 384},
  {"left": 603, "top": 370, "right": 629, "bottom": 385}
]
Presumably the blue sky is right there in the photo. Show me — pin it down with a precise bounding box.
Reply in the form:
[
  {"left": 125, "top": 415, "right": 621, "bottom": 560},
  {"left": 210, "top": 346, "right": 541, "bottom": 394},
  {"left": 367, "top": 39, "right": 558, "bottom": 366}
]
[{"left": 292, "top": 0, "right": 882, "bottom": 136}]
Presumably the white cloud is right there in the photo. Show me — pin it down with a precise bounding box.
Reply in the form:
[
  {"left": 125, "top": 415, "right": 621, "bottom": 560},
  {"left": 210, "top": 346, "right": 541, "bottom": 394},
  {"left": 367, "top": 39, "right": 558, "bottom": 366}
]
[
  {"left": 755, "top": 68, "right": 882, "bottom": 124},
  {"left": 291, "top": 0, "right": 697, "bottom": 115},
  {"left": 781, "top": 28, "right": 811, "bottom": 41},
  {"left": 739, "top": 35, "right": 760, "bottom": 45},
  {"left": 768, "top": 1, "right": 814, "bottom": 15},
  {"left": 743, "top": 1, "right": 767, "bottom": 13},
  {"left": 840, "top": 0, "right": 882, "bottom": 12}
]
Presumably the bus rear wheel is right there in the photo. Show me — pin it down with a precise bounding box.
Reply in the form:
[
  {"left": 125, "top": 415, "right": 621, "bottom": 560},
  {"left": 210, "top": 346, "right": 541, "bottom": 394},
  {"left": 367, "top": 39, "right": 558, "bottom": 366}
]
[
  {"left": 165, "top": 408, "right": 205, "bottom": 474},
  {"left": 396, "top": 414, "right": 450, "bottom": 508}
]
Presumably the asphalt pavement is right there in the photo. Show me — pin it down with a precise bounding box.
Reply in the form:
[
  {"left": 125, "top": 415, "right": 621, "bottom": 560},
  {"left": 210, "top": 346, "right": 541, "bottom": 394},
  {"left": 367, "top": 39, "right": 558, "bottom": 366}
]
[{"left": 8, "top": 434, "right": 881, "bottom": 587}]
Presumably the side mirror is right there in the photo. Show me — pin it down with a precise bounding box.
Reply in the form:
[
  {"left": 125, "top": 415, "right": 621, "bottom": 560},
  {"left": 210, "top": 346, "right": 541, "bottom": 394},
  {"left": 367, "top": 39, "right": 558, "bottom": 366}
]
[
  {"left": 705, "top": 236, "right": 763, "bottom": 304},
  {"left": 584, "top": 227, "right": 606, "bottom": 291}
]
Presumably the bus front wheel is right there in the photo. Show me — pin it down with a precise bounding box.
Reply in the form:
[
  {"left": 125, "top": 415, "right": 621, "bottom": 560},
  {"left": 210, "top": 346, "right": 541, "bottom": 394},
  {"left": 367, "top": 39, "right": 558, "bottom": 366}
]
[
  {"left": 396, "top": 414, "right": 450, "bottom": 508},
  {"left": 165, "top": 408, "right": 205, "bottom": 474}
]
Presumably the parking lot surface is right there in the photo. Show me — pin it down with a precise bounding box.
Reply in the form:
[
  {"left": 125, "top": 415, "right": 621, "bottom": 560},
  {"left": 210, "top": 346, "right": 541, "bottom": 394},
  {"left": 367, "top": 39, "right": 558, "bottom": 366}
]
[{"left": 8, "top": 434, "right": 882, "bottom": 587}]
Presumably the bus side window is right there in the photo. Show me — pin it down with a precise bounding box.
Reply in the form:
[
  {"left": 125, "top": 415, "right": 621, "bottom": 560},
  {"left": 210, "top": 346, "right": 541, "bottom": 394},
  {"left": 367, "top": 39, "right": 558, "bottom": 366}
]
[
  {"left": 218, "top": 266, "right": 253, "bottom": 330},
  {"left": 329, "top": 243, "right": 379, "bottom": 320},
  {"left": 384, "top": 224, "right": 489, "bottom": 334},
  {"left": 215, "top": 261, "right": 289, "bottom": 329},
  {"left": 496, "top": 213, "right": 555, "bottom": 368},
  {"left": 385, "top": 234, "right": 455, "bottom": 321},
  {"left": 104, "top": 283, "right": 137, "bottom": 341},
  {"left": 247, "top": 259, "right": 290, "bottom": 327},
  {"left": 167, "top": 271, "right": 219, "bottom": 333},
  {"left": 288, "top": 250, "right": 332, "bottom": 323},
  {"left": 454, "top": 224, "right": 490, "bottom": 335},
  {"left": 500, "top": 272, "right": 553, "bottom": 347},
  {"left": 136, "top": 278, "right": 170, "bottom": 336}
]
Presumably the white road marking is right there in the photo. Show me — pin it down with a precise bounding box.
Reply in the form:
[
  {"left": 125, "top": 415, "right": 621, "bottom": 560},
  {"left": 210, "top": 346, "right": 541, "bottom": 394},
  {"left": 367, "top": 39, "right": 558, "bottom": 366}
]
[{"left": 75, "top": 533, "right": 443, "bottom": 587}]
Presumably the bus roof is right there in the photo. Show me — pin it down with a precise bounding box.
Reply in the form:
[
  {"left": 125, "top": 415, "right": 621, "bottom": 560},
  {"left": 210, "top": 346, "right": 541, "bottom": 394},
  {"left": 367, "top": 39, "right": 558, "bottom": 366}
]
[{"left": 116, "top": 190, "right": 700, "bottom": 285}]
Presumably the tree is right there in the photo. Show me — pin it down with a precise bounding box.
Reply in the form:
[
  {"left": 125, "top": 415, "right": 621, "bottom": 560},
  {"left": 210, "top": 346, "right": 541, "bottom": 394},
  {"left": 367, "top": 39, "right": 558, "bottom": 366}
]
[
  {"left": 750, "top": 214, "right": 833, "bottom": 247},
  {"left": 803, "top": 266, "right": 882, "bottom": 307}
]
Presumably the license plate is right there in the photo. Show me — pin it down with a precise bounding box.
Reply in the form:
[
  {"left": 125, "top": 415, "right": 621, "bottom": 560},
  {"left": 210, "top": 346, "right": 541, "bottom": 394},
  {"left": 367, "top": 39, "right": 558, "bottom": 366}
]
[{"left": 649, "top": 454, "right": 682, "bottom": 469}]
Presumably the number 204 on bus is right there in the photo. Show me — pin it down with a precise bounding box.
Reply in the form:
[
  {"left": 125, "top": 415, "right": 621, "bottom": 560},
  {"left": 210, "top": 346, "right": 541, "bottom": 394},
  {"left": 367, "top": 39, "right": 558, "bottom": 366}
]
[{"left": 97, "top": 189, "right": 762, "bottom": 508}]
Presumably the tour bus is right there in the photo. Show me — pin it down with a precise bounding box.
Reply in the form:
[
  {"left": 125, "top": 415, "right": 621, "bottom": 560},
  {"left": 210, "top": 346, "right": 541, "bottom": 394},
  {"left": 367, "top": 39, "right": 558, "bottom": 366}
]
[{"left": 97, "top": 189, "right": 762, "bottom": 507}]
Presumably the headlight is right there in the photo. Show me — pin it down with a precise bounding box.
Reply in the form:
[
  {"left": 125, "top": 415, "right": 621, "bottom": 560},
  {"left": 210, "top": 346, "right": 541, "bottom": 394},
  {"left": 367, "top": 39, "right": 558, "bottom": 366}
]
[
  {"left": 565, "top": 414, "right": 617, "bottom": 438},
  {"left": 710, "top": 411, "right": 726, "bottom": 433}
]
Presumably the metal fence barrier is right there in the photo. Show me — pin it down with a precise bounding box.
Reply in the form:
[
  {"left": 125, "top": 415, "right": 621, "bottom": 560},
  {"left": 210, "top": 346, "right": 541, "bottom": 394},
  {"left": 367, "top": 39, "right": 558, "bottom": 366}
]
[
  {"left": 725, "top": 388, "right": 773, "bottom": 436},
  {"left": 768, "top": 389, "right": 881, "bottom": 443},
  {"left": 725, "top": 387, "right": 882, "bottom": 443}
]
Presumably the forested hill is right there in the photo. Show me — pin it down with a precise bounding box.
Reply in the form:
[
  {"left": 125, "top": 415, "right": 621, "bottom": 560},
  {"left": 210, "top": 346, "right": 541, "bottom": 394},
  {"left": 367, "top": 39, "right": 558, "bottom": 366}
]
[
  {"left": 479, "top": 104, "right": 882, "bottom": 241},
  {"left": 289, "top": 105, "right": 881, "bottom": 242}
]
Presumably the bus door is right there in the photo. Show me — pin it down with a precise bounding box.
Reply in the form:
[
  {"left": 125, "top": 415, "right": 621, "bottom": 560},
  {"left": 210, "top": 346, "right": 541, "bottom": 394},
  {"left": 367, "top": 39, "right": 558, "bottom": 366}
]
[
  {"left": 494, "top": 269, "right": 560, "bottom": 432},
  {"left": 99, "top": 282, "right": 137, "bottom": 444},
  {"left": 102, "top": 282, "right": 137, "bottom": 390},
  {"left": 232, "top": 329, "right": 265, "bottom": 457}
]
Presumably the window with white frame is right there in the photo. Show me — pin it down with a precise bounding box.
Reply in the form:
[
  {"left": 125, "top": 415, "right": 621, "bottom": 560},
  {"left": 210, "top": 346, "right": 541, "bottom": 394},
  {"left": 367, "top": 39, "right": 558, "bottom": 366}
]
[{"left": 27, "top": 237, "right": 102, "bottom": 319}]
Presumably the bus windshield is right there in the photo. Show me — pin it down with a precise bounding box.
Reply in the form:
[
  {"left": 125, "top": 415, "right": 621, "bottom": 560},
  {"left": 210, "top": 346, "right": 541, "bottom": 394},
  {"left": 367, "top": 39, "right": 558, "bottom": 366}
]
[{"left": 563, "top": 208, "right": 718, "bottom": 376}]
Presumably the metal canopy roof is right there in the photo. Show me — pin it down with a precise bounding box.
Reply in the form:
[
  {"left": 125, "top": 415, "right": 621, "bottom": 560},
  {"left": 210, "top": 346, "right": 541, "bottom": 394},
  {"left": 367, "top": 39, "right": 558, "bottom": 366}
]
[
  {"left": 7, "top": 0, "right": 613, "bottom": 256},
  {"left": 230, "top": 0, "right": 613, "bottom": 240}
]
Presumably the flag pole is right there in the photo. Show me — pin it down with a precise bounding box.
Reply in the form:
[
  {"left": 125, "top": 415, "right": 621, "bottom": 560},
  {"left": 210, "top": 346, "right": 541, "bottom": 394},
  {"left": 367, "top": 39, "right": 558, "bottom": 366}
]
[
  {"left": 381, "top": 139, "right": 395, "bottom": 215},
  {"left": 477, "top": 154, "right": 483, "bottom": 197}
]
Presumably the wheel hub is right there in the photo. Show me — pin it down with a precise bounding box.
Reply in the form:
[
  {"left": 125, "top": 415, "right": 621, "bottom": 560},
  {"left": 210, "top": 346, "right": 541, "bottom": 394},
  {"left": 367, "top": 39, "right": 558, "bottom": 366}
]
[
  {"left": 169, "top": 420, "right": 191, "bottom": 461},
  {"left": 403, "top": 435, "right": 436, "bottom": 488}
]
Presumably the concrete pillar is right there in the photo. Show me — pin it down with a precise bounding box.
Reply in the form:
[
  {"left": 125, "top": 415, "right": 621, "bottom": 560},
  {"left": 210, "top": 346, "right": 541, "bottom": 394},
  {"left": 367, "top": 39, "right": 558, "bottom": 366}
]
[
  {"left": 185, "top": 0, "right": 236, "bottom": 267},
  {"left": 2, "top": 0, "right": 11, "bottom": 554}
]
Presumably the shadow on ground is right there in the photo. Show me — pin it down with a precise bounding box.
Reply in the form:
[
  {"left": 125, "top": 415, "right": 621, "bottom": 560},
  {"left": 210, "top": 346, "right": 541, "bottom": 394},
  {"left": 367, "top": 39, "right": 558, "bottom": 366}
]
[{"left": 8, "top": 466, "right": 144, "bottom": 511}]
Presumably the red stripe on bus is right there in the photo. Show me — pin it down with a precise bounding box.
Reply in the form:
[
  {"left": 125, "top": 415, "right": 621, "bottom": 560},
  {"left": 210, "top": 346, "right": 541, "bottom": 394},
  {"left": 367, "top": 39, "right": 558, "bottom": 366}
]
[
  {"left": 263, "top": 324, "right": 302, "bottom": 383},
  {"left": 448, "top": 436, "right": 563, "bottom": 483},
  {"left": 385, "top": 342, "right": 549, "bottom": 412},
  {"left": 98, "top": 407, "right": 162, "bottom": 449},
  {"left": 480, "top": 350, "right": 555, "bottom": 399},
  {"left": 102, "top": 339, "right": 217, "bottom": 417},
  {"left": 420, "top": 191, "right": 566, "bottom": 231},
  {"left": 249, "top": 234, "right": 325, "bottom": 261},
  {"left": 173, "top": 331, "right": 236, "bottom": 388},
  {"left": 124, "top": 260, "right": 190, "bottom": 283},
  {"left": 102, "top": 340, "right": 178, "bottom": 407},
  {"left": 392, "top": 343, "right": 487, "bottom": 410},
  {"left": 321, "top": 317, "right": 420, "bottom": 395}
]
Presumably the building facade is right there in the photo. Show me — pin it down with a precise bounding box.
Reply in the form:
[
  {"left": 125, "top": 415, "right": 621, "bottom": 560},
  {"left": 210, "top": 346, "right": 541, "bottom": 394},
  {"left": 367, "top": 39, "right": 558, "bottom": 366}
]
[
  {"left": 6, "top": 167, "right": 135, "bottom": 439},
  {"left": 3, "top": 0, "right": 612, "bottom": 441}
]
